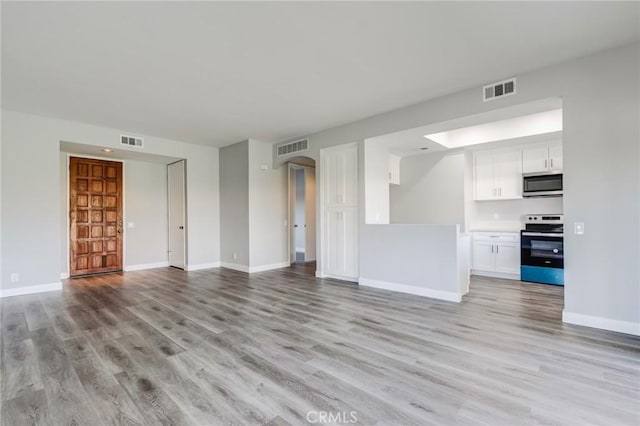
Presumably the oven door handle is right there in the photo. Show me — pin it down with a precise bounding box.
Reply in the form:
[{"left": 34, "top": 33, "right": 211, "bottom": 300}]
[{"left": 522, "top": 232, "right": 564, "bottom": 237}]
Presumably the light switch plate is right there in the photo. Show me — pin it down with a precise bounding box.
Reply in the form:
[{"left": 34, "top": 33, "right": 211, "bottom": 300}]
[{"left": 574, "top": 222, "right": 585, "bottom": 235}]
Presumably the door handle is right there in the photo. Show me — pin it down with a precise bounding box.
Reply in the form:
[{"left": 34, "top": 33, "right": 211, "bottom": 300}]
[
  {"left": 491, "top": 245, "right": 494, "bottom": 253},
  {"left": 179, "top": 226, "right": 184, "bottom": 230},
  {"left": 545, "top": 159, "right": 548, "bottom": 169},
  {"left": 550, "top": 159, "right": 554, "bottom": 169},
  {"left": 294, "top": 224, "right": 298, "bottom": 228},
  {"left": 496, "top": 245, "right": 499, "bottom": 254}
]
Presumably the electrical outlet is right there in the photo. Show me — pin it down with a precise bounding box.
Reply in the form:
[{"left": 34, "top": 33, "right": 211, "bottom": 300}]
[
  {"left": 233, "top": 252, "right": 238, "bottom": 260},
  {"left": 574, "top": 222, "right": 585, "bottom": 235},
  {"left": 10, "top": 273, "right": 19, "bottom": 283}
]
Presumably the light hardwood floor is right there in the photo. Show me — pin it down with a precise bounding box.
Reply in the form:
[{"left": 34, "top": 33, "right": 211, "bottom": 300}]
[{"left": 1, "top": 264, "right": 639, "bottom": 425}]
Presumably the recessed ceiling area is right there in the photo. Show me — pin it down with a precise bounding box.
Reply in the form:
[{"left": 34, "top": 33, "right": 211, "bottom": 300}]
[
  {"left": 368, "top": 98, "right": 563, "bottom": 157},
  {"left": 2, "top": 2, "right": 638, "bottom": 147},
  {"left": 425, "top": 109, "right": 562, "bottom": 149}
]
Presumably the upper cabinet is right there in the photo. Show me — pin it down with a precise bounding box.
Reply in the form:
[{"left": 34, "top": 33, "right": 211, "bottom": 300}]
[
  {"left": 473, "top": 149, "right": 523, "bottom": 201},
  {"left": 388, "top": 154, "right": 401, "bottom": 185},
  {"left": 522, "top": 141, "right": 563, "bottom": 174}
]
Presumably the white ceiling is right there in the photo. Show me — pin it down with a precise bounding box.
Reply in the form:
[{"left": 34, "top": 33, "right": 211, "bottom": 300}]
[{"left": 2, "top": 2, "right": 638, "bottom": 148}]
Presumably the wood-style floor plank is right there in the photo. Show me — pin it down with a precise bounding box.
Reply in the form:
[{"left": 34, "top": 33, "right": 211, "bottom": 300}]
[{"left": 0, "top": 263, "right": 638, "bottom": 425}]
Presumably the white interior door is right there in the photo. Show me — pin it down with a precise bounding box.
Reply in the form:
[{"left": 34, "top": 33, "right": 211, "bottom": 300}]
[
  {"left": 304, "top": 167, "right": 317, "bottom": 261},
  {"left": 168, "top": 160, "right": 186, "bottom": 269}
]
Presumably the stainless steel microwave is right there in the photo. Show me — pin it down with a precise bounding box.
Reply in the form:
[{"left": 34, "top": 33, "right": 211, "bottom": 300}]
[{"left": 523, "top": 172, "right": 563, "bottom": 197}]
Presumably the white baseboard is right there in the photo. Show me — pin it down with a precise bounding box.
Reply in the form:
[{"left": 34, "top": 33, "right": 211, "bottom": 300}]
[
  {"left": 60, "top": 272, "right": 69, "bottom": 279},
  {"left": 185, "top": 262, "right": 221, "bottom": 272},
  {"left": 316, "top": 271, "right": 358, "bottom": 283},
  {"left": 221, "top": 262, "right": 290, "bottom": 274},
  {"left": 471, "top": 269, "right": 520, "bottom": 281},
  {"left": 249, "top": 262, "right": 290, "bottom": 273},
  {"left": 359, "top": 277, "right": 462, "bottom": 303},
  {"left": 124, "top": 261, "right": 170, "bottom": 272},
  {"left": 563, "top": 311, "right": 640, "bottom": 336},
  {"left": 220, "top": 262, "right": 250, "bottom": 273},
  {"left": 0, "top": 282, "right": 63, "bottom": 298}
]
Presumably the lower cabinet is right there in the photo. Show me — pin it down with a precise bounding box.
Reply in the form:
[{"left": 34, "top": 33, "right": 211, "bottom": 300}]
[{"left": 472, "top": 232, "right": 520, "bottom": 279}]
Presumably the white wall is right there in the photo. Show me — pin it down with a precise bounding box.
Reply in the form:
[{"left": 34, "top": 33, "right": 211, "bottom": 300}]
[
  {"left": 219, "top": 139, "right": 288, "bottom": 271},
  {"left": 219, "top": 141, "right": 250, "bottom": 267},
  {"left": 364, "top": 141, "right": 390, "bottom": 224},
  {"left": 390, "top": 151, "right": 466, "bottom": 226},
  {"left": 359, "top": 224, "right": 462, "bottom": 302},
  {"left": 274, "top": 44, "right": 640, "bottom": 334},
  {"left": 248, "top": 140, "right": 288, "bottom": 269},
  {"left": 1, "top": 110, "right": 220, "bottom": 291}
]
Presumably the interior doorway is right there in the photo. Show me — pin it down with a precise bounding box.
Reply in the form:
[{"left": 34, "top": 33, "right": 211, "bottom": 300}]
[
  {"left": 69, "top": 156, "right": 123, "bottom": 276},
  {"left": 168, "top": 160, "right": 187, "bottom": 269},
  {"left": 288, "top": 160, "right": 316, "bottom": 264}
]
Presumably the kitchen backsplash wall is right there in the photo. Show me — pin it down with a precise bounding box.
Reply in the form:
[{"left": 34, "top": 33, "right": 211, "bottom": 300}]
[{"left": 469, "top": 197, "right": 563, "bottom": 231}]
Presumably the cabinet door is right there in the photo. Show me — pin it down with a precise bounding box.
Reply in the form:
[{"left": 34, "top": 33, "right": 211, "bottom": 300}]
[
  {"left": 472, "top": 241, "right": 495, "bottom": 271},
  {"left": 323, "top": 208, "right": 358, "bottom": 279},
  {"left": 388, "top": 154, "right": 401, "bottom": 185},
  {"left": 522, "top": 145, "right": 549, "bottom": 174},
  {"left": 495, "top": 242, "right": 520, "bottom": 274},
  {"left": 324, "top": 209, "right": 343, "bottom": 275},
  {"left": 494, "top": 150, "right": 522, "bottom": 199},
  {"left": 342, "top": 145, "right": 358, "bottom": 205},
  {"left": 341, "top": 207, "right": 358, "bottom": 278},
  {"left": 474, "top": 153, "right": 495, "bottom": 200},
  {"left": 549, "top": 143, "right": 563, "bottom": 171},
  {"left": 323, "top": 150, "right": 342, "bottom": 206}
]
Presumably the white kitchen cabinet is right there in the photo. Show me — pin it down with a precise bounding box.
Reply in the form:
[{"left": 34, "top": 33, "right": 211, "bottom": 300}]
[
  {"left": 321, "top": 143, "right": 358, "bottom": 281},
  {"left": 472, "top": 232, "right": 520, "bottom": 279},
  {"left": 522, "top": 141, "right": 563, "bottom": 173},
  {"left": 548, "top": 143, "right": 563, "bottom": 171},
  {"left": 473, "top": 150, "right": 522, "bottom": 200},
  {"left": 472, "top": 241, "right": 495, "bottom": 272},
  {"left": 494, "top": 242, "right": 520, "bottom": 275},
  {"left": 388, "top": 154, "right": 401, "bottom": 185}
]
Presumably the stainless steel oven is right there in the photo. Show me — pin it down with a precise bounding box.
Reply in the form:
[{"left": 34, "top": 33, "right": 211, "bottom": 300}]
[
  {"left": 523, "top": 172, "right": 563, "bottom": 197},
  {"left": 521, "top": 215, "right": 564, "bottom": 285}
]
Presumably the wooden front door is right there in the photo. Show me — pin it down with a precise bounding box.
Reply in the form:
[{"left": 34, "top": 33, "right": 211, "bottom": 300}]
[{"left": 69, "top": 157, "right": 123, "bottom": 276}]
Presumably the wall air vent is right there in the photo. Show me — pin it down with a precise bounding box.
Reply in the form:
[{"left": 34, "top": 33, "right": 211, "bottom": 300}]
[
  {"left": 120, "top": 135, "right": 144, "bottom": 148},
  {"left": 277, "top": 138, "right": 309, "bottom": 157},
  {"left": 483, "top": 77, "right": 516, "bottom": 102}
]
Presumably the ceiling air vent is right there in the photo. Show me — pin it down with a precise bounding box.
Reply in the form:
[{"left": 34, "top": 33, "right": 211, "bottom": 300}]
[
  {"left": 120, "top": 135, "right": 144, "bottom": 148},
  {"left": 277, "top": 138, "right": 308, "bottom": 157},
  {"left": 483, "top": 77, "right": 516, "bottom": 102}
]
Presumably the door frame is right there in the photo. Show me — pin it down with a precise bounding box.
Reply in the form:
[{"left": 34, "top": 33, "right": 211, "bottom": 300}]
[
  {"left": 167, "top": 159, "right": 187, "bottom": 269},
  {"left": 65, "top": 154, "right": 126, "bottom": 278},
  {"left": 287, "top": 163, "right": 316, "bottom": 264}
]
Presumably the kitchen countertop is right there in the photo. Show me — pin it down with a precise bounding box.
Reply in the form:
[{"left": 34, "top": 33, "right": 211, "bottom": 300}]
[{"left": 469, "top": 228, "right": 522, "bottom": 233}]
